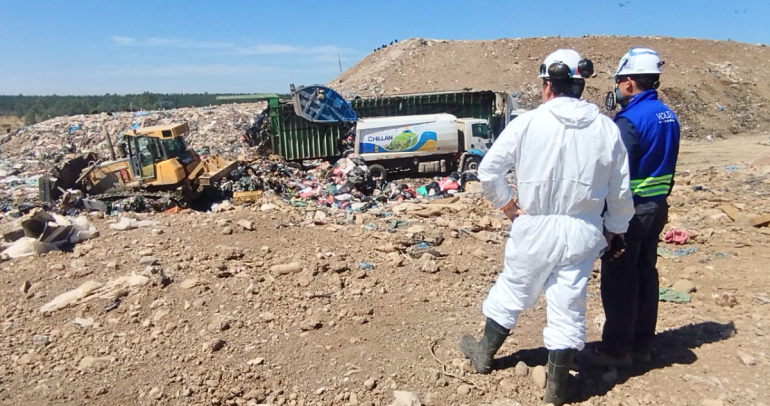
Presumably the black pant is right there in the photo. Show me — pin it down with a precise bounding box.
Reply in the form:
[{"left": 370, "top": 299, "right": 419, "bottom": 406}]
[{"left": 601, "top": 201, "right": 668, "bottom": 356}]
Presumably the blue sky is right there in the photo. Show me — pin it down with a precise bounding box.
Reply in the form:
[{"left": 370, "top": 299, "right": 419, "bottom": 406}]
[{"left": 0, "top": 0, "right": 766, "bottom": 95}]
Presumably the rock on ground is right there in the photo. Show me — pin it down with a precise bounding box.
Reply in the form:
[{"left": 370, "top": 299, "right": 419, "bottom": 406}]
[{"left": 532, "top": 365, "right": 546, "bottom": 389}]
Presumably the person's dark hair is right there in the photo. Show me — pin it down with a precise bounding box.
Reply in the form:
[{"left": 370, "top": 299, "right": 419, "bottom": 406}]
[
  {"left": 543, "top": 78, "right": 585, "bottom": 99},
  {"left": 618, "top": 74, "right": 660, "bottom": 91}
]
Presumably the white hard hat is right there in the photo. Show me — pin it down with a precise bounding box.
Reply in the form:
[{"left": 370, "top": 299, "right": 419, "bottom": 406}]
[
  {"left": 539, "top": 49, "right": 586, "bottom": 79},
  {"left": 615, "top": 47, "right": 664, "bottom": 77}
]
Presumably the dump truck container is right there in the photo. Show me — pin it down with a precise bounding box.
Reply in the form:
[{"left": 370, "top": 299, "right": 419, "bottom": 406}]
[
  {"left": 223, "top": 89, "right": 523, "bottom": 162},
  {"left": 270, "top": 90, "right": 513, "bottom": 161}
]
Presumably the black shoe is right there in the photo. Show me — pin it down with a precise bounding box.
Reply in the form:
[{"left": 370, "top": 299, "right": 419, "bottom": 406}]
[
  {"left": 459, "top": 318, "right": 509, "bottom": 374},
  {"left": 543, "top": 349, "right": 575, "bottom": 406},
  {"left": 634, "top": 341, "right": 652, "bottom": 364},
  {"left": 575, "top": 347, "right": 633, "bottom": 369}
]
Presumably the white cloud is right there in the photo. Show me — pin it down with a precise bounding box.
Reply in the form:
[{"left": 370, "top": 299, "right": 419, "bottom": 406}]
[
  {"left": 108, "top": 36, "right": 357, "bottom": 57},
  {"left": 106, "top": 63, "right": 279, "bottom": 77},
  {"left": 145, "top": 37, "right": 233, "bottom": 48},
  {"left": 110, "top": 36, "right": 232, "bottom": 48},
  {"left": 144, "top": 37, "right": 183, "bottom": 46},
  {"left": 1, "top": 62, "right": 340, "bottom": 94},
  {"left": 234, "top": 44, "right": 301, "bottom": 55},
  {"left": 234, "top": 44, "right": 356, "bottom": 56},
  {"left": 110, "top": 36, "right": 136, "bottom": 46},
  {"left": 150, "top": 64, "right": 277, "bottom": 77},
  {"left": 306, "top": 45, "right": 355, "bottom": 55}
]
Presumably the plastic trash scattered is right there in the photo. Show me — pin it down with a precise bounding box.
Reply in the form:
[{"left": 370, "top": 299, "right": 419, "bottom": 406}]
[
  {"left": 390, "top": 220, "right": 410, "bottom": 229},
  {"left": 664, "top": 229, "right": 691, "bottom": 245},
  {"left": 40, "top": 272, "right": 151, "bottom": 313},
  {"left": 40, "top": 281, "right": 103, "bottom": 313},
  {"left": 109, "top": 217, "right": 159, "bottom": 231},
  {"left": 358, "top": 262, "right": 375, "bottom": 270},
  {"left": 753, "top": 295, "right": 770, "bottom": 305},
  {"left": 657, "top": 246, "right": 698, "bottom": 258},
  {"left": 1, "top": 238, "right": 59, "bottom": 259},
  {"left": 659, "top": 287, "right": 691, "bottom": 303},
  {"left": 1, "top": 209, "right": 99, "bottom": 260}
]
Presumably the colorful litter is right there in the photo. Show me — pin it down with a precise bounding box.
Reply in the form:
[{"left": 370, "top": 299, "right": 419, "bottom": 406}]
[
  {"left": 657, "top": 246, "right": 698, "bottom": 258},
  {"left": 658, "top": 287, "right": 691, "bottom": 303},
  {"left": 664, "top": 228, "right": 691, "bottom": 245}
]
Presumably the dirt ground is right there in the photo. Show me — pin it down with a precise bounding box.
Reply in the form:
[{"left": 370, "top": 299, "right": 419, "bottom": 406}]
[
  {"left": 0, "top": 133, "right": 768, "bottom": 406},
  {"left": 679, "top": 134, "right": 770, "bottom": 170}
]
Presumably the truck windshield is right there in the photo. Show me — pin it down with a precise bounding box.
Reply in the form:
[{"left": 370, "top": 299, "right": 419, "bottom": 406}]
[
  {"left": 161, "top": 137, "right": 187, "bottom": 159},
  {"left": 472, "top": 123, "right": 491, "bottom": 139}
]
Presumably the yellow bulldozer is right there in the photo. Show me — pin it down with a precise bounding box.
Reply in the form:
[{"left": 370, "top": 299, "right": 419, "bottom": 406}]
[{"left": 41, "top": 122, "right": 237, "bottom": 210}]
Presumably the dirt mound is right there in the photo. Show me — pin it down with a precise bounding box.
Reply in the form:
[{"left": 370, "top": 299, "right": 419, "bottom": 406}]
[{"left": 329, "top": 36, "right": 770, "bottom": 139}]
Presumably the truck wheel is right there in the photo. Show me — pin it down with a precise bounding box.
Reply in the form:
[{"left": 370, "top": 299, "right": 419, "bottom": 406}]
[
  {"left": 463, "top": 156, "right": 482, "bottom": 172},
  {"left": 367, "top": 164, "right": 388, "bottom": 182}
]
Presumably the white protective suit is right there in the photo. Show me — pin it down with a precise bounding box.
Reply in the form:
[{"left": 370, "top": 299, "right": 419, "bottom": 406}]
[{"left": 479, "top": 97, "right": 634, "bottom": 351}]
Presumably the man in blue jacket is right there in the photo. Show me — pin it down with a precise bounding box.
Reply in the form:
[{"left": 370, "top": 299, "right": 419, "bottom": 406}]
[{"left": 585, "top": 47, "right": 681, "bottom": 368}]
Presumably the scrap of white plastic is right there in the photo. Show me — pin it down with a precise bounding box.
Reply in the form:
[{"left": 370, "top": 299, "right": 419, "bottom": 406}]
[
  {"left": 1, "top": 237, "right": 59, "bottom": 260},
  {"left": 109, "top": 217, "right": 158, "bottom": 231},
  {"left": 69, "top": 216, "right": 99, "bottom": 243},
  {"left": 39, "top": 280, "right": 103, "bottom": 313},
  {"left": 1, "top": 212, "right": 99, "bottom": 259},
  {"left": 39, "top": 272, "right": 150, "bottom": 313}
]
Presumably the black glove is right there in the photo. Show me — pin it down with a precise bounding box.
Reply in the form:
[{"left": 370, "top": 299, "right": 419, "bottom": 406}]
[{"left": 601, "top": 234, "right": 627, "bottom": 262}]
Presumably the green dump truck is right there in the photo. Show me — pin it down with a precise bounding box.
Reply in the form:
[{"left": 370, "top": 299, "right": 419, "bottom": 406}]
[{"left": 219, "top": 88, "right": 526, "bottom": 162}]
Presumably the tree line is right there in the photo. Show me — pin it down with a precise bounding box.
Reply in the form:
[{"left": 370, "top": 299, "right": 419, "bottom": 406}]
[{"left": 0, "top": 93, "right": 291, "bottom": 125}]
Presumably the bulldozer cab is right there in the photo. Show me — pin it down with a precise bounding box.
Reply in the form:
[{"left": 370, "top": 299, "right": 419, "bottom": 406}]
[{"left": 124, "top": 123, "right": 194, "bottom": 180}]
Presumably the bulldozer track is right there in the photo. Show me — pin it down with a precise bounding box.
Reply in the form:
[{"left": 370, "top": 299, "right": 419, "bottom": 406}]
[{"left": 86, "top": 188, "right": 187, "bottom": 207}]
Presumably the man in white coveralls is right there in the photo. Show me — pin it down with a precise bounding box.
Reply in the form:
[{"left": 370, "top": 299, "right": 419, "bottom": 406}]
[{"left": 459, "top": 49, "right": 635, "bottom": 405}]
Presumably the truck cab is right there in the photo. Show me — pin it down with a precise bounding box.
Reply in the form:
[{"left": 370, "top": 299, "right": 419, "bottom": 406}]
[
  {"left": 456, "top": 118, "right": 492, "bottom": 155},
  {"left": 352, "top": 114, "right": 494, "bottom": 180},
  {"left": 123, "top": 123, "right": 195, "bottom": 183}
]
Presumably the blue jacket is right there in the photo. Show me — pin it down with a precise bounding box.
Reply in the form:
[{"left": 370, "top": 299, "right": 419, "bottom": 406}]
[{"left": 614, "top": 89, "right": 680, "bottom": 205}]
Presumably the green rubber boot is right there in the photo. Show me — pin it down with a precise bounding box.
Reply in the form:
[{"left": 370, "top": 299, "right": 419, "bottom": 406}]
[
  {"left": 543, "top": 349, "right": 576, "bottom": 405},
  {"left": 459, "top": 318, "right": 509, "bottom": 374}
]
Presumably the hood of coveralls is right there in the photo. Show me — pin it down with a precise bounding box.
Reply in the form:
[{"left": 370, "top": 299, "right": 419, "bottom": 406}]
[{"left": 543, "top": 97, "right": 600, "bottom": 129}]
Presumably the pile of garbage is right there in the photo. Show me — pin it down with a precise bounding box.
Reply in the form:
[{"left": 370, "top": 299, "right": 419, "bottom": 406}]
[
  {"left": 0, "top": 102, "right": 486, "bottom": 218},
  {"left": 0, "top": 104, "right": 266, "bottom": 216},
  {"left": 218, "top": 157, "right": 482, "bottom": 215},
  {"left": 17, "top": 148, "right": 482, "bottom": 219},
  {"left": 1, "top": 103, "right": 266, "bottom": 164},
  {"left": 0, "top": 158, "right": 42, "bottom": 213}
]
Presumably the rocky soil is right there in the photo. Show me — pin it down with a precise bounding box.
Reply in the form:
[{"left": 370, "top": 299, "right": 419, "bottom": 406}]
[
  {"left": 329, "top": 36, "right": 770, "bottom": 140},
  {"left": 0, "top": 135, "right": 769, "bottom": 406}
]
